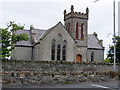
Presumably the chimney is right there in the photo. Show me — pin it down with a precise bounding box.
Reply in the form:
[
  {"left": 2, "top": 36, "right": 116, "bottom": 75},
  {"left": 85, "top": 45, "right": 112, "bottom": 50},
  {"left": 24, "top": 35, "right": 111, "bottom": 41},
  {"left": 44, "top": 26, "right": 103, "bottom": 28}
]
[
  {"left": 30, "top": 25, "right": 36, "bottom": 34},
  {"left": 93, "top": 32, "right": 97, "bottom": 37},
  {"left": 99, "top": 40, "right": 103, "bottom": 46},
  {"left": 30, "top": 25, "right": 36, "bottom": 42},
  {"left": 30, "top": 25, "right": 34, "bottom": 30}
]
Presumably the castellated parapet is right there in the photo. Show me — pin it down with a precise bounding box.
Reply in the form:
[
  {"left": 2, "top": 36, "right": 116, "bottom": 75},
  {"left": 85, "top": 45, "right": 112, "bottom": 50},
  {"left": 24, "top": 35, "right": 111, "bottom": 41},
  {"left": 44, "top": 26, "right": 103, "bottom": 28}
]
[{"left": 64, "top": 5, "right": 89, "bottom": 21}]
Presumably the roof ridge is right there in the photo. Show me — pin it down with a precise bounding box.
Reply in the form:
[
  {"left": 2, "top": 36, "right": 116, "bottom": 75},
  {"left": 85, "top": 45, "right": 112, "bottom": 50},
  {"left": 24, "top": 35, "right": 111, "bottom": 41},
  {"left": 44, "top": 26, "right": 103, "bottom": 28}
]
[
  {"left": 38, "top": 22, "right": 62, "bottom": 40},
  {"left": 34, "top": 28, "right": 46, "bottom": 31}
]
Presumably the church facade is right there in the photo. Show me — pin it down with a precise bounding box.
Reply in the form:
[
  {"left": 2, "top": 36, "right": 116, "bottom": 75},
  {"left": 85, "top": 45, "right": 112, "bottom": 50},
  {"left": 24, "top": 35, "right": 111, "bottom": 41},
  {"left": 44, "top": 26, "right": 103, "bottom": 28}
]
[{"left": 12, "top": 5, "right": 104, "bottom": 62}]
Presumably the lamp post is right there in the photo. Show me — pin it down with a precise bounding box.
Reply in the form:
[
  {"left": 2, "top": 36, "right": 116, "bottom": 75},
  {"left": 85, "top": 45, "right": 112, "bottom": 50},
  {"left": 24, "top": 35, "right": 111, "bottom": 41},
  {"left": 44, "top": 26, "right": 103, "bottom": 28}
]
[
  {"left": 113, "top": 0, "right": 116, "bottom": 71},
  {"left": 94, "top": 0, "right": 116, "bottom": 71}
]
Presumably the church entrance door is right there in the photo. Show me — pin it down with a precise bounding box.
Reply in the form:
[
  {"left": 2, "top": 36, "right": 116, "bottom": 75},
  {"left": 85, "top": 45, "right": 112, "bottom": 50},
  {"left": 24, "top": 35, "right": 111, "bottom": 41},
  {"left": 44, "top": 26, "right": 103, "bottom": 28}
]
[{"left": 76, "top": 54, "right": 82, "bottom": 62}]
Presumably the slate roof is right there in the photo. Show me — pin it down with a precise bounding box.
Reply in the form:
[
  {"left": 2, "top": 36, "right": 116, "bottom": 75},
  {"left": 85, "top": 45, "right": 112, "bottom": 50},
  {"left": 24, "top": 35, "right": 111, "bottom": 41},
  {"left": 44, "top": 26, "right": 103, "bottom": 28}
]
[
  {"left": 15, "top": 29, "right": 32, "bottom": 46},
  {"left": 34, "top": 29, "right": 46, "bottom": 41},
  {"left": 15, "top": 29, "right": 46, "bottom": 46},
  {"left": 15, "top": 24, "right": 103, "bottom": 50},
  {"left": 39, "top": 22, "right": 61, "bottom": 40},
  {"left": 88, "top": 34, "right": 103, "bottom": 49},
  {"left": 39, "top": 22, "right": 75, "bottom": 42}
]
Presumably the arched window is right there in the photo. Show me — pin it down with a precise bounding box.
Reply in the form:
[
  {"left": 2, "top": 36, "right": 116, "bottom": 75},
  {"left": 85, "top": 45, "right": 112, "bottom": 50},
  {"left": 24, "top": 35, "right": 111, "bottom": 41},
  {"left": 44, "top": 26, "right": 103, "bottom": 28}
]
[
  {"left": 76, "top": 22, "right": 79, "bottom": 39},
  {"left": 81, "top": 23, "right": 84, "bottom": 39},
  {"left": 91, "top": 51, "right": 94, "bottom": 62},
  {"left": 51, "top": 39, "right": 56, "bottom": 60},
  {"left": 57, "top": 34, "right": 62, "bottom": 60},
  {"left": 62, "top": 40, "right": 67, "bottom": 61}
]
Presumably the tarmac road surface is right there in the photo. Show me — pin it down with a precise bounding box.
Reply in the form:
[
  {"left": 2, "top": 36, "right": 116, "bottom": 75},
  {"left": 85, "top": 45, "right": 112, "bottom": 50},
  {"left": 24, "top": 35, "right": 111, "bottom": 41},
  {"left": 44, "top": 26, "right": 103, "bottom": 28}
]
[{"left": 2, "top": 80, "right": 119, "bottom": 90}]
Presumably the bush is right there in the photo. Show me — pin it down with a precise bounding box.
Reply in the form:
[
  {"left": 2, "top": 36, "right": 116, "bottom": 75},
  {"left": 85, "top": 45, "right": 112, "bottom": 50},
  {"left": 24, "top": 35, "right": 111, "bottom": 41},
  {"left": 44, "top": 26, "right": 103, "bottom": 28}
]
[
  {"left": 103, "top": 59, "right": 111, "bottom": 63},
  {"left": 83, "top": 73, "right": 88, "bottom": 77},
  {"left": 64, "top": 81, "right": 71, "bottom": 84},
  {"left": 108, "top": 71, "right": 118, "bottom": 78},
  {"left": 62, "top": 72, "right": 67, "bottom": 76}
]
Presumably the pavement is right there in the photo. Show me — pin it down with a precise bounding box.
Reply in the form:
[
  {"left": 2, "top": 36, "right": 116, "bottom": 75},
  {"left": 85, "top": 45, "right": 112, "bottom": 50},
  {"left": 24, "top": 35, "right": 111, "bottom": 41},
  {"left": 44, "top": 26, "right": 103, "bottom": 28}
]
[{"left": 2, "top": 80, "right": 119, "bottom": 90}]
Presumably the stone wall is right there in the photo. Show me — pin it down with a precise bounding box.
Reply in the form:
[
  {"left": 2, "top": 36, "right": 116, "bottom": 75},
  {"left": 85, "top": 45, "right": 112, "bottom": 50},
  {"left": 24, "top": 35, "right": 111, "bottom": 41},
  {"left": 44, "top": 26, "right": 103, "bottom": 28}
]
[
  {"left": 37, "top": 22, "right": 75, "bottom": 61},
  {"left": 12, "top": 46, "right": 33, "bottom": 60},
  {"left": 87, "top": 49, "right": 104, "bottom": 63},
  {"left": 2, "top": 60, "right": 119, "bottom": 87}
]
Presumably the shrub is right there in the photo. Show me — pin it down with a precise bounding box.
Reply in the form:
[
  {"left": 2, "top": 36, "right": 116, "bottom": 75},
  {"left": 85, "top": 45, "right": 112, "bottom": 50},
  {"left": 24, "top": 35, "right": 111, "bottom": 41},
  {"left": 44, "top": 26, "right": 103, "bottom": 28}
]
[
  {"left": 103, "top": 59, "right": 111, "bottom": 63},
  {"left": 62, "top": 72, "right": 67, "bottom": 76},
  {"left": 64, "top": 81, "right": 71, "bottom": 84},
  {"left": 83, "top": 73, "right": 88, "bottom": 77},
  {"left": 108, "top": 71, "right": 118, "bottom": 78}
]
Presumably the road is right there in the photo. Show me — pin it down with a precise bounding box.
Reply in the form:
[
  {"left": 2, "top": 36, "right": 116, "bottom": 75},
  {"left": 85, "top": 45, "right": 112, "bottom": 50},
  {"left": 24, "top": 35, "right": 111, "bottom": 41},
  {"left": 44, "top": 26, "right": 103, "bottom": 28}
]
[{"left": 2, "top": 80, "right": 119, "bottom": 90}]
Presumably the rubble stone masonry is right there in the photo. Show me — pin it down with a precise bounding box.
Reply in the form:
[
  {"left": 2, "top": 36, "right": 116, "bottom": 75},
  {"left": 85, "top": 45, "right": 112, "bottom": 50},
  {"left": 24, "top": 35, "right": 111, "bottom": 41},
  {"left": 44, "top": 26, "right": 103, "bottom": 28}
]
[{"left": 2, "top": 59, "right": 119, "bottom": 87}]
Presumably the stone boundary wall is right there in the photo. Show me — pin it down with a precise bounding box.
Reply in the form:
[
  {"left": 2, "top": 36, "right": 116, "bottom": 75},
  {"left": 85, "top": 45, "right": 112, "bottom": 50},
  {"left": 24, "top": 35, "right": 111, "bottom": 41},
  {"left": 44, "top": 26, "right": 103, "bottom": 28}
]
[{"left": 2, "top": 60, "right": 119, "bottom": 87}]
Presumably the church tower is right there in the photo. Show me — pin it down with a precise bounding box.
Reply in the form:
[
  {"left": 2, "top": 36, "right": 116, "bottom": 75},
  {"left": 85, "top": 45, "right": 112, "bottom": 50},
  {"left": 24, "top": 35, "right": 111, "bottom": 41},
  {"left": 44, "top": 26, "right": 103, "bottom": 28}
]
[
  {"left": 64, "top": 5, "right": 89, "bottom": 62},
  {"left": 64, "top": 5, "right": 89, "bottom": 45}
]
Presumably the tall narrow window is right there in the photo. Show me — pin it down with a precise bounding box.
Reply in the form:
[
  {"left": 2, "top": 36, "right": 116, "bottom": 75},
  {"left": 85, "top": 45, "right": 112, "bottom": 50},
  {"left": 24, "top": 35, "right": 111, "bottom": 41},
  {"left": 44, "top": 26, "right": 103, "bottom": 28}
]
[
  {"left": 62, "top": 40, "right": 67, "bottom": 61},
  {"left": 81, "top": 23, "right": 84, "bottom": 39},
  {"left": 65, "top": 23, "right": 67, "bottom": 30},
  {"left": 91, "top": 51, "right": 94, "bottom": 62},
  {"left": 51, "top": 39, "right": 56, "bottom": 60},
  {"left": 66, "top": 23, "right": 70, "bottom": 33},
  {"left": 76, "top": 22, "right": 79, "bottom": 39},
  {"left": 57, "top": 35, "right": 62, "bottom": 60},
  {"left": 68, "top": 23, "right": 70, "bottom": 33}
]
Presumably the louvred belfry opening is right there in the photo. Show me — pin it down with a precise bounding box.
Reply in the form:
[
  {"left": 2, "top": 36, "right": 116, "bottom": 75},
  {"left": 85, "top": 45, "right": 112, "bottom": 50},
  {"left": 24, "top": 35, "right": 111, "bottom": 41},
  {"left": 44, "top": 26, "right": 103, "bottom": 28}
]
[
  {"left": 76, "top": 22, "right": 79, "bottom": 39},
  {"left": 81, "top": 23, "right": 84, "bottom": 39},
  {"left": 68, "top": 23, "right": 70, "bottom": 33}
]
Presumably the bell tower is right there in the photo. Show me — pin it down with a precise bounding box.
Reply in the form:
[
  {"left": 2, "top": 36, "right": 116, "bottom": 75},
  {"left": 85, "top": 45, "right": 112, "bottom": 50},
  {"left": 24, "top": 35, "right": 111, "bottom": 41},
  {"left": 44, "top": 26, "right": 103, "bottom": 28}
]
[
  {"left": 64, "top": 5, "right": 89, "bottom": 47},
  {"left": 64, "top": 5, "right": 89, "bottom": 62}
]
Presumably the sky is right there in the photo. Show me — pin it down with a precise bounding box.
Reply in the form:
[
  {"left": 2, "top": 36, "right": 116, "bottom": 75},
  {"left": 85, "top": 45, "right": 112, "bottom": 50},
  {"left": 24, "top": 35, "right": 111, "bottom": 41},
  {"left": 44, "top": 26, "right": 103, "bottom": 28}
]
[{"left": 0, "top": 0, "right": 120, "bottom": 59}]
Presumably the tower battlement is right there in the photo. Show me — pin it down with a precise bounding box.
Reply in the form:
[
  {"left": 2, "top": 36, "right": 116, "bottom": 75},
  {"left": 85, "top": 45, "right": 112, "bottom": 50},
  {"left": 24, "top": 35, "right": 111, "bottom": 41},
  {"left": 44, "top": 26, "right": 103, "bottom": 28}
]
[{"left": 64, "top": 5, "right": 89, "bottom": 21}]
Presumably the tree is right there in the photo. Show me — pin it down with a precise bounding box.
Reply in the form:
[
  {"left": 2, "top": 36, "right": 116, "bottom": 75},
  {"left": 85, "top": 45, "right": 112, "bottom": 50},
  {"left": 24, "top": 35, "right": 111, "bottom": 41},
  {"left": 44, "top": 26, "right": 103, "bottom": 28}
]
[
  {"left": 0, "top": 21, "right": 28, "bottom": 59},
  {"left": 106, "top": 36, "right": 120, "bottom": 63}
]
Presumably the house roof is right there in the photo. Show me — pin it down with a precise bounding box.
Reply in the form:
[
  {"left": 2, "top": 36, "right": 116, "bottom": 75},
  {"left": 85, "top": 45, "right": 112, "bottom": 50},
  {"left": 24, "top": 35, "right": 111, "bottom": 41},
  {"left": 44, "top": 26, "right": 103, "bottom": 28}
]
[
  {"left": 15, "top": 29, "right": 33, "bottom": 46},
  {"left": 15, "top": 23, "right": 103, "bottom": 50},
  {"left": 15, "top": 29, "right": 46, "bottom": 46},
  {"left": 88, "top": 34, "right": 103, "bottom": 49},
  {"left": 33, "top": 29, "right": 46, "bottom": 41},
  {"left": 38, "top": 22, "right": 60, "bottom": 40},
  {"left": 38, "top": 22, "right": 75, "bottom": 42},
  {"left": 15, "top": 22, "right": 75, "bottom": 47}
]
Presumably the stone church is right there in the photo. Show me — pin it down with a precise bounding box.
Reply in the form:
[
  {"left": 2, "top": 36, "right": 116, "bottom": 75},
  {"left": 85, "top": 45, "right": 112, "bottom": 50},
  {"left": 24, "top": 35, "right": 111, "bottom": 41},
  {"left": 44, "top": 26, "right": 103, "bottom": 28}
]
[{"left": 12, "top": 5, "right": 104, "bottom": 62}]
